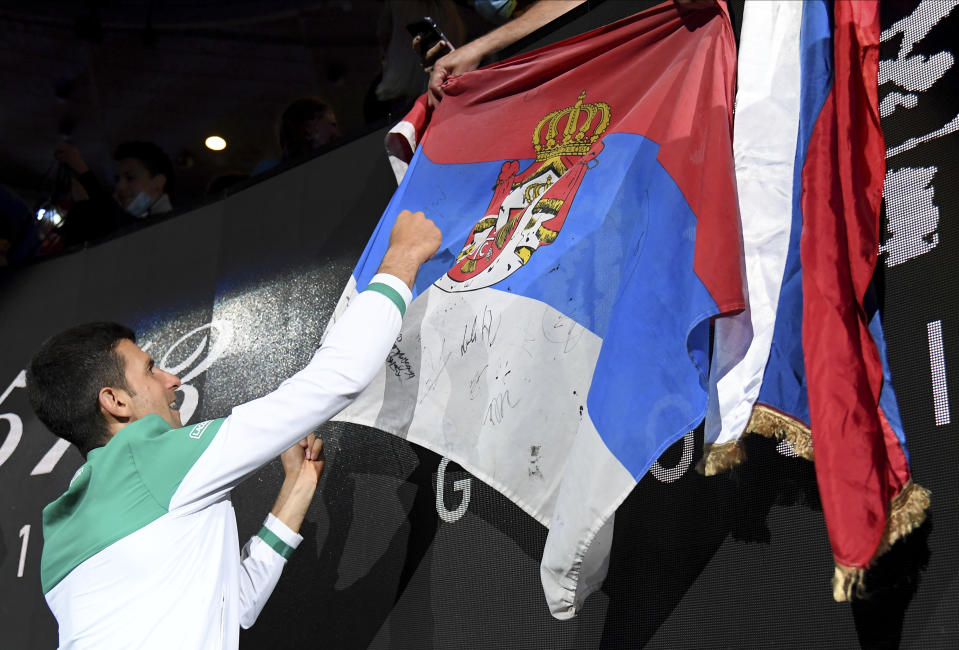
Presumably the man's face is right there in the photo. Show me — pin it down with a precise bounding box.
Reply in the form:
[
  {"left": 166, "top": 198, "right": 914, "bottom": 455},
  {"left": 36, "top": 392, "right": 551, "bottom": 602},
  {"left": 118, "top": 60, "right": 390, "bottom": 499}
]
[
  {"left": 302, "top": 110, "right": 341, "bottom": 149},
  {"left": 113, "top": 158, "right": 165, "bottom": 209},
  {"left": 115, "top": 339, "right": 182, "bottom": 429}
]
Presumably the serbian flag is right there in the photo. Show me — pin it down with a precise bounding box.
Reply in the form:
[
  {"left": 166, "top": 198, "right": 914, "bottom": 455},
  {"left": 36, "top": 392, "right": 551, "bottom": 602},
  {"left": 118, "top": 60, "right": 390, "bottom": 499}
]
[
  {"left": 332, "top": 2, "right": 740, "bottom": 617},
  {"left": 705, "top": 0, "right": 930, "bottom": 599}
]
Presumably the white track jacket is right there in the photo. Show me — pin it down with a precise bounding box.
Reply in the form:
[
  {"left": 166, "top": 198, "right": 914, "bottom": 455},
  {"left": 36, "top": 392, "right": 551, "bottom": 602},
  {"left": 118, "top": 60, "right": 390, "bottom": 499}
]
[{"left": 40, "top": 274, "right": 410, "bottom": 649}]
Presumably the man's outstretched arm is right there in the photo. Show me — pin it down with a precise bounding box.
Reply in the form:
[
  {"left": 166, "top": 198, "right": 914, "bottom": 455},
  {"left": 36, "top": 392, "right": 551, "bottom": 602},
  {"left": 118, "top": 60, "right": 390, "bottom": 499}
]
[
  {"left": 428, "top": 0, "right": 584, "bottom": 105},
  {"left": 426, "top": 0, "right": 720, "bottom": 105},
  {"left": 168, "top": 209, "right": 441, "bottom": 512},
  {"left": 237, "top": 434, "right": 325, "bottom": 629}
]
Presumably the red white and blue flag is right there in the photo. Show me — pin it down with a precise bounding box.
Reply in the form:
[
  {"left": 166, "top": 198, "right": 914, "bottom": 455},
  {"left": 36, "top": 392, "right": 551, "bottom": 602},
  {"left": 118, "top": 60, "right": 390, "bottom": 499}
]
[
  {"left": 800, "top": 0, "right": 927, "bottom": 596},
  {"left": 705, "top": 0, "right": 929, "bottom": 598},
  {"left": 333, "top": 2, "right": 740, "bottom": 617}
]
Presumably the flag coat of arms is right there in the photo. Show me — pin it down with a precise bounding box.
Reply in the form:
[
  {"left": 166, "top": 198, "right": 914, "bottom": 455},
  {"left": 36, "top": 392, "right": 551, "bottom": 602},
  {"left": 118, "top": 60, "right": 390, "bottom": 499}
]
[{"left": 331, "top": 2, "right": 740, "bottom": 617}]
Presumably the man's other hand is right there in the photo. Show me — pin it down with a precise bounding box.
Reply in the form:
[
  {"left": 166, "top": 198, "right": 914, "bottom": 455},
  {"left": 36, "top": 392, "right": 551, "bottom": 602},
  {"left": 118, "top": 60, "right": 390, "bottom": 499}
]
[
  {"left": 280, "top": 433, "right": 325, "bottom": 485},
  {"left": 271, "top": 434, "right": 325, "bottom": 532}
]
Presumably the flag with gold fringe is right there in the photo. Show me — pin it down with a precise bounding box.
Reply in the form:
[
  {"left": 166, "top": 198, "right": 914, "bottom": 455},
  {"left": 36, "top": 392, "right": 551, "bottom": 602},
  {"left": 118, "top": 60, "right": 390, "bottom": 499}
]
[{"left": 702, "top": 0, "right": 930, "bottom": 600}]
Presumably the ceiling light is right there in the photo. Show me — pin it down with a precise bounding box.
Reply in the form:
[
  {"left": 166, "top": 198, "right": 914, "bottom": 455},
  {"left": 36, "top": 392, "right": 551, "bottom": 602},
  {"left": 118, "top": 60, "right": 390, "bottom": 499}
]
[{"left": 205, "top": 135, "right": 227, "bottom": 151}]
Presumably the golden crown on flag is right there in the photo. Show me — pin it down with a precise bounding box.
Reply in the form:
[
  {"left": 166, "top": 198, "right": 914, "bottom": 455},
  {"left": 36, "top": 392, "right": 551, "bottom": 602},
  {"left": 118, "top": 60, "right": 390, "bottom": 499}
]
[{"left": 533, "top": 91, "right": 610, "bottom": 162}]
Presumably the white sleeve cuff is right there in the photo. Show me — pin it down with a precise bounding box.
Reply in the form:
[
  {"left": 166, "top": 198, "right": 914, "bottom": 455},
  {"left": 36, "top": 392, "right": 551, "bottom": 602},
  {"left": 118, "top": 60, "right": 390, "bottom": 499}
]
[
  {"left": 256, "top": 513, "right": 303, "bottom": 559},
  {"left": 264, "top": 512, "right": 303, "bottom": 548}
]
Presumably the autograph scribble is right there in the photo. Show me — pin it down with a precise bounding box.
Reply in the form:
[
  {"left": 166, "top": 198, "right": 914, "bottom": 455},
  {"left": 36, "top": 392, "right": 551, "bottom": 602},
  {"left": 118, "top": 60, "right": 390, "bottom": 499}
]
[
  {"left": 386, "top": 344, "right": 415, "bottom": 380},
  {"left": 468, "top": 364, "right": 489, "bottom": 400},
  {"left": 542, "top": 308, "right": 586, "bottom": 353},
  {"left": 460, "top": 305, "right": 502, "bottom": 356},
  {"left": 420, "top": 339, "right": 453, "bottom": 405},
  {"left": 484, "top": 390, "right": 520, "bottom": 426}
]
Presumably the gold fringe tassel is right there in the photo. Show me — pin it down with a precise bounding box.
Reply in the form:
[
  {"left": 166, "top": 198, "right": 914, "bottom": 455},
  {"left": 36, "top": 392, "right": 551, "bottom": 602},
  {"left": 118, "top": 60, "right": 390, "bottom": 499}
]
[
  {"left": 696, "top": 440, "right": 746, "bottom": 476},
  {"left": 746, "top": 404, "right": 814, "bottom": 461},
  {"left": 832, "top": 563, "right": 865, "bottom": 602},
  {"left": 832, "top": 479, "right": 932, "bottom": 602},
  {"left": 875, "top": 480, "right": 932, "bottom": 557},
  {"left": 697, "top": 404, "right": 814, "bottom": 476},
  {"left": 696, "top": 411, "right": 932, "bottom": 604}
]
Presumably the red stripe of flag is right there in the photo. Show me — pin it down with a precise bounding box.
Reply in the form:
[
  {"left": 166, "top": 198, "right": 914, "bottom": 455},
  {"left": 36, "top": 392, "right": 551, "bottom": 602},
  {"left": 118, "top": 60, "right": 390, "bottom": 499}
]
[{"left": 800, "top": 0, "right": 910, "bottom": 570}]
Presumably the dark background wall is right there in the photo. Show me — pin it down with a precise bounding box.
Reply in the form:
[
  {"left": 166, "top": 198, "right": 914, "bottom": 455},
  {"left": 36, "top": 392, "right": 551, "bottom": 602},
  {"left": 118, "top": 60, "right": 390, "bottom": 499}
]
[{"left": 0, "top": 1, "right": 956, "bottom": 648}]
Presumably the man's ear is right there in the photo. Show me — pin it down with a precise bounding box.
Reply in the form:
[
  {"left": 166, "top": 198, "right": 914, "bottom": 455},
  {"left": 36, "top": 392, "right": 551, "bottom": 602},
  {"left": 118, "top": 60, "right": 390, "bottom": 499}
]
[{"left": 99, "top": 386, "right": 132, "bottom": 420}]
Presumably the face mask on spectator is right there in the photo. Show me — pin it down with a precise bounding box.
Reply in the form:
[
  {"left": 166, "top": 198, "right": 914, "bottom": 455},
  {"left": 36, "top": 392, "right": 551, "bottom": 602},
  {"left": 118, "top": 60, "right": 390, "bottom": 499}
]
[
  {"left": 473, "top": 0, "right": 517, "bottom": 24},
  {"left": 124, "top": 191, "right": 156, "bottom": 218}
]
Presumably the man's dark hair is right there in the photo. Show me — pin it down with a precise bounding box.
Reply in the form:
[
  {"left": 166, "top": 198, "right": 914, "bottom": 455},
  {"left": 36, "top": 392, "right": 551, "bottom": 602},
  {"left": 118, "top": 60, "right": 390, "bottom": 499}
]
[
  {"left": 279, "top": 97, "right": 332, "bottom": 160},
  {"left": 114, "top": 141, "right": 175, "bottom": 196},
  {"left": 27, "top": 322, "right": 136, "bottom": 457}
]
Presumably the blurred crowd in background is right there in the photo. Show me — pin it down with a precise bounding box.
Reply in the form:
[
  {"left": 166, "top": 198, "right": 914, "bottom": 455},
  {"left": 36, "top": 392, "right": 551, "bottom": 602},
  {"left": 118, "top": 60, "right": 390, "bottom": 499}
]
[{"left": 0, "top": 0, "right": 532, "bottom": 268}]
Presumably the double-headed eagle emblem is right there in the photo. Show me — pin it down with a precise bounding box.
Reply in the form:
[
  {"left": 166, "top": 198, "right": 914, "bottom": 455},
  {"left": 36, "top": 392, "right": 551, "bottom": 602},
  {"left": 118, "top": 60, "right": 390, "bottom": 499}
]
[{"left": 434, "top": 91, "right": 611, "bottom": 293}]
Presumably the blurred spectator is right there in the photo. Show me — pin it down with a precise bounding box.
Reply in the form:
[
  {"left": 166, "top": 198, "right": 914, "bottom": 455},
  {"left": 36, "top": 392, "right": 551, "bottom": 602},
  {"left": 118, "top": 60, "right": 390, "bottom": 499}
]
[
  {"left": 51, "top": 140, "right": 174, "bottom": 250},
  {"left": 469, "top": 0, "right": 520, "bottom": 24},
  {"left": 377, "top": 1, "right": 466, "bottom": 107},
  {"left": 205, "top": 172, "right": 250, "bottom": 196},
  {"left": 0, "top": 185, "right": 40, "bottom": 267},
  {"left": 253, "top": 97, "right": 342, "bottom": 174},
  {"left": 426, "top": 0, "right": 583, "bottom": 105},
  {"left": 112, "top": 141, "right": 174, "bottom": 217},
  {"left": 424, "top": 0, "right": 721, "bottom": 105},
  {"left": 411, "top": 0, "right": 520, "bottom": 71},
  {"left": 280, "top": 98, "right": 341, "bottom": 159}
]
